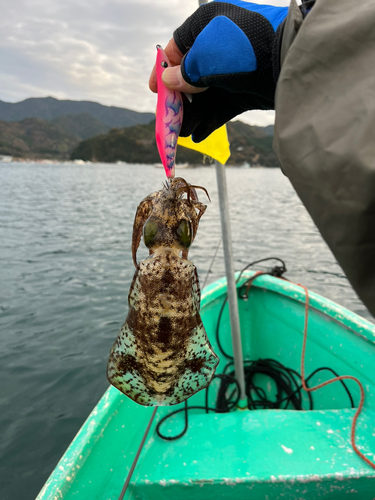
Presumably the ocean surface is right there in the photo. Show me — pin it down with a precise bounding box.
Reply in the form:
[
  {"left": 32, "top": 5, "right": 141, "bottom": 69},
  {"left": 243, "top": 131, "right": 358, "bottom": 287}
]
[{"left": 0, "top": 162, "right": 372, "bottom": 499}]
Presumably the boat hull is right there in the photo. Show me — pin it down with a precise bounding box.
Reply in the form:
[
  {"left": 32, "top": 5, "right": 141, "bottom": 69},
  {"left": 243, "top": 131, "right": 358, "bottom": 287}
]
[{"left": 37, "top": 272, "right": 375, "bottom": 499}]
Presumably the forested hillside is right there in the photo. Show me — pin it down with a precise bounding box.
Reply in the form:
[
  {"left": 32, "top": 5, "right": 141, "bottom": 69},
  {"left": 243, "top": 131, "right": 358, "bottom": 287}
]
[{"left": 71, "top": 120, "right": 278, "bottom": 166}]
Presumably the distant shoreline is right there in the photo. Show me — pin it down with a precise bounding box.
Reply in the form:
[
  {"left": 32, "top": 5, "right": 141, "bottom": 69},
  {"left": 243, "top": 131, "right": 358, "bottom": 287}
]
[
  {"left": 0, "top": 158, "right": 278, "bottom": 168},
  {"left": 0, "top": 97, "right": 277, "bottom": 166}
]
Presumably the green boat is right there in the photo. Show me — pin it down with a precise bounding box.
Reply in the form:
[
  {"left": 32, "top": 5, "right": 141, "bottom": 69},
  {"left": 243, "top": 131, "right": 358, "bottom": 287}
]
[{"left": 37, "top": 271, "right": 375, "bottom": 500}]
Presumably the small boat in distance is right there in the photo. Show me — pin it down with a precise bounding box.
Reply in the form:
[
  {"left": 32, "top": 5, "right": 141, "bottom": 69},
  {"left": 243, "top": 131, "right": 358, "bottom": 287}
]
[
  {"left": 0, "top": 155, "right": 13, "bottom": 163},
  {"left": 240, "top": 161, "right": 251, "bottom": 168}
]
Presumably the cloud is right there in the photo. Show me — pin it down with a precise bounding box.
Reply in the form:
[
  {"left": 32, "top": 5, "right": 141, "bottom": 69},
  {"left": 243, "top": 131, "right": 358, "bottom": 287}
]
[{"left": 0, "top": 0, "right": 289, "bottom": 125}]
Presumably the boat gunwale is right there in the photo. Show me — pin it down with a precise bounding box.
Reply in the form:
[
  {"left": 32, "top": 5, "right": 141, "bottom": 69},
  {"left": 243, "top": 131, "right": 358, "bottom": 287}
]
[
  {"left": 36, "top": 386, "right": 129, "bottom": 500},
  {"left": 201, "top": 271, "right": 375, "bottom": 346}
]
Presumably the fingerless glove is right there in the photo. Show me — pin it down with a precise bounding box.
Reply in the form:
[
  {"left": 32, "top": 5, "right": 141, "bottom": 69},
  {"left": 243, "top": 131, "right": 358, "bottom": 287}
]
[{"left": 173, "top": 0, "right": 288, "bottom": 141}]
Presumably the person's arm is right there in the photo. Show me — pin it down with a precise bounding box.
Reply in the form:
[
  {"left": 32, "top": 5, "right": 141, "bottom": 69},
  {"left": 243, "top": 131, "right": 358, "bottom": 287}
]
[{"left": 274, "top": 0, "right": 375, "bottom": 316}]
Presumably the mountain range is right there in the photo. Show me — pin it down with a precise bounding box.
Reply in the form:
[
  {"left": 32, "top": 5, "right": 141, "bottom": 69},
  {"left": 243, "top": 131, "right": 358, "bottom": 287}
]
[
  {"left": 0, "top": 97, "right": 154, "bottom": 128},
  {"left": 0, "top": 96, "right": 277, "bottom": 165}
]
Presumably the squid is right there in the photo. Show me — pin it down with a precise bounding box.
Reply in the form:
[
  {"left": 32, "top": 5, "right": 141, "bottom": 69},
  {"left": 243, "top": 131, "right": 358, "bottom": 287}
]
[{"left": 107, "top": 178, "right": 219, "bottom": 406}]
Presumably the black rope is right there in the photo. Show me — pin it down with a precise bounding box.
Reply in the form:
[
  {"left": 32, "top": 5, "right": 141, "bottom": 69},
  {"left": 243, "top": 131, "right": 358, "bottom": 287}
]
[
  {"left": 156, "top": 258, "right": 355, "bottom": 442},
  {"left": 156, "top": 359, "right": 355, "bottom": 441},
  {"left": 237, "top": 257, "right": 287, "bottom": 284},
  {"left": 216, "top": 257, "right": 287, "bottom": 360},
  {"left": 156, "top": 401, "right": 189, "bottom": 441}
]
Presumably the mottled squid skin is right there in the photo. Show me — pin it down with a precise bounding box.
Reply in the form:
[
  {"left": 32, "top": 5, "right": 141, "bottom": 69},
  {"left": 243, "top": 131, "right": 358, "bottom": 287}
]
[
  {"left": 155, "top": 45, "right": 183, "bottom": 179},
  {"left": 107, "top": 178, "right": 219, "bottom": 406}
]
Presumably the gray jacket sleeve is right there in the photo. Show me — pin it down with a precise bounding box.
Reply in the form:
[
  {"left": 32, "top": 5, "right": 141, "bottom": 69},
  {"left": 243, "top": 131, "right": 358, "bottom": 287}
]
[{"left": 273, "top": 0, "right": 375, "bottom": 317}]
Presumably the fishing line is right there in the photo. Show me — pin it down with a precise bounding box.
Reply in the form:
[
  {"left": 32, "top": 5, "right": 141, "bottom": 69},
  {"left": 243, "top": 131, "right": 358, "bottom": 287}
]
[
  {"left": 201, "top": 237, "right": 221, "bottom": 290},
  {"left": 118, "top": 407, "right": 158, "bottom": 500}
]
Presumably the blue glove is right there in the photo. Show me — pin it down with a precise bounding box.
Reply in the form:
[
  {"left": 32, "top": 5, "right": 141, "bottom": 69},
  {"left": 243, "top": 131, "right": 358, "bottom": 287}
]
[{"left": 173, "top": 0, "right": 288, "bottom": 141}]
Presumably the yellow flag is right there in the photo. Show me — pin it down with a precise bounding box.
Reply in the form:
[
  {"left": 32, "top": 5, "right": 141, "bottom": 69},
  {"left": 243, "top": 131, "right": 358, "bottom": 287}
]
[{"left": 177, "top": 125, "right": 230, "bottom": 165}]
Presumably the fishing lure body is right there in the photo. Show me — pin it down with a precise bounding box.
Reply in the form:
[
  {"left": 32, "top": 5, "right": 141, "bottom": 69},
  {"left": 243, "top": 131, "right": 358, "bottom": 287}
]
[
  {"left": 155, "top": 45, "right": 183, "bottom": 179},
  {"left": 107, "top": 178, "right": 219, "bottom": 406}
]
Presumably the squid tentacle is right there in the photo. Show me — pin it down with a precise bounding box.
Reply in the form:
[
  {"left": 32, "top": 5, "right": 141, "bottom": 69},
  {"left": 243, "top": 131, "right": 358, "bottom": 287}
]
[
  {"left": 176, "top": 184, "right": 210, "bottom": 204},
  {"left": 132, "top": 195, "right": 155, "bottom": 268},
  {"left": 180, "top": 199, "right": 207, "bottom": 244},
  {"left": 189, "top": 185, "right": 211, "bottom": 202}
]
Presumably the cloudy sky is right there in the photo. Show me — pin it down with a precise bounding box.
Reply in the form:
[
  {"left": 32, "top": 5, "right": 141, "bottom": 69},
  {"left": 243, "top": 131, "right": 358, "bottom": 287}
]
[{"left": 1, "top": 0, "right": 289, "bottom": 126}]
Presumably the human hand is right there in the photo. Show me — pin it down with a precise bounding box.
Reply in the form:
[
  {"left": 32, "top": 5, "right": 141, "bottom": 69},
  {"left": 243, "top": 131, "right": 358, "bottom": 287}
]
[
  {"left": 149, "top": 39, "right": 207, "bottom": 95},
  {"left": 150, "top": 0, "right": 288, "bottom": 142}
]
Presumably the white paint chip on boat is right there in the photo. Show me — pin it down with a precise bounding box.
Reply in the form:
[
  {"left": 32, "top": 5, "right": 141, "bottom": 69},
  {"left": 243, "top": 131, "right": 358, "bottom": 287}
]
[
  {"left": 281, "top": 445, "right": 293, "bottom": 454},
  {"left": 310, "top": 446, "right": 315, "bottom": 450},
  {"left": 327, "top": 429, "right": 334, "bottom": 434}
]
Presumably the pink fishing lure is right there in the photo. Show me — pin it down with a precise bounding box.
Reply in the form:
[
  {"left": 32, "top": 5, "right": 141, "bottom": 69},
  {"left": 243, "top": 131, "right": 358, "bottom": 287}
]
[{"left": 155, "top": 45, "right": 183, "bottom": 179}]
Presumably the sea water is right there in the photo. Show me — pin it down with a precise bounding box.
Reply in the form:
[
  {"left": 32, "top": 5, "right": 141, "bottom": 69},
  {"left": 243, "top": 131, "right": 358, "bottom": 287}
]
[{"left": 0, "top": 162, "right": 371, "bottom": 499}]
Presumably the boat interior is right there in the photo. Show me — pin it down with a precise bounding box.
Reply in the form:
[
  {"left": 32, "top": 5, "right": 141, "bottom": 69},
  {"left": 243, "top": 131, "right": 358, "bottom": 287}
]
[{"left": 39, "top": 272, "right": 375, "bottom": 500}]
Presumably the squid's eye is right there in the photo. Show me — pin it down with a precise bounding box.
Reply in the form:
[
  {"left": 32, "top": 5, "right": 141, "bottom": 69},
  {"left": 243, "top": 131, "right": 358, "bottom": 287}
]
[
  {"left": 144, "top": 220, "right": 158, "bottom": 249},
  {"left": 176, "top": 219, "right": 192, "bottom": 249},
  {"left": 161, "top": 61, "right": 168, "bottom": 68}
]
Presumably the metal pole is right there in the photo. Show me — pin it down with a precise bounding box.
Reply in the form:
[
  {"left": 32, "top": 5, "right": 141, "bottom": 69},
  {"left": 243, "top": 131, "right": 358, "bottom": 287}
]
[
  {"left": 215, "top": 162, "right": 246, "bottom": 401},
  {"left": 197, "top": 0, "right": 246, "bottom": 402}
]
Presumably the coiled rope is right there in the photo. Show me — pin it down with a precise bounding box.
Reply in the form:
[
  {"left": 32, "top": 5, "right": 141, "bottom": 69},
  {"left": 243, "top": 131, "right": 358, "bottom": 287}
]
[{"left": 158, "top": 260, "right": 375, "bottom": 470}]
